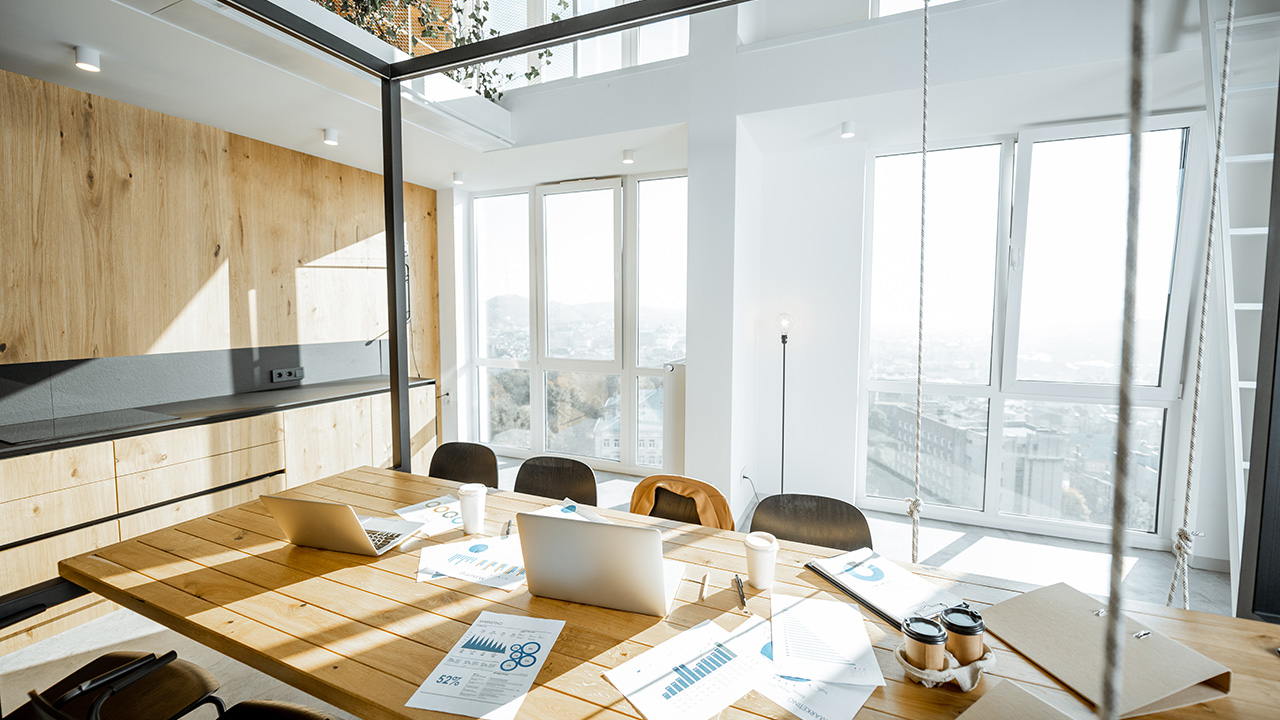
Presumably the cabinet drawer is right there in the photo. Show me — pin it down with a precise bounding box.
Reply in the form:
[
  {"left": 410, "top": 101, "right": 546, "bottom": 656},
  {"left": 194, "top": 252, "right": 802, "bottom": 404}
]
[
  {"left": 114, "top": 414, "right": 283, "bottom": 476},
  {"left": 370, "top": 385, "right": 438, "bottom": 471},
  {"left": 0, "top": 480, "right": 117, "bottom": 545},
  {"left": 116, "top": 441, "right": 284, "bottom": 512},
  {"left": 120, "top": 472, "right": 286, "bottom": 539},
  {"left": 0, "top": 522, "right": 118, "bottom": 594},
  {"left": 282, "top": 397, "right": 370, "bottom": 488},
  {"left": 0, "top": 442, "right": 115, "bottom": 503}
]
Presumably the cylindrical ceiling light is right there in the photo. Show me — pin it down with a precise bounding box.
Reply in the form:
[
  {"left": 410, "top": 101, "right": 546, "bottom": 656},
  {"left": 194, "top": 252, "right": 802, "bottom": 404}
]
[
  {"left": 840, "top": 121, "right": 855, "bottom": 139},
  {"left": 622, "top": 149, "right": 635, "bottom": 165},
  {"left": 323, "top": 128, "right": 338, "bottom": 146},
  {"left": 452, "top": 172, "right": 464, "bottom": 186},
  {"left": 74, "top": 47, "right": 101, "bottom": 73}
]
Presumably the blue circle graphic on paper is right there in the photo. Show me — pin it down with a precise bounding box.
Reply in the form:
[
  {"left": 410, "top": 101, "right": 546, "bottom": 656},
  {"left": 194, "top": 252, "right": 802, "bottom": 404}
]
[
  {"left": 501, "top": 641, "right": 541, "bottom": 672},
  {"left": 562, "top": 505, "right": 577, "bottom": 513},
  {"left": 470, "top": 544, "right": 488, "bottom": 553},
  {"left": 761, "top": 642, "right": 807, "bottom": 682},
  {"left": 844, "top": 562, "right": 885, "bottom": 582}
]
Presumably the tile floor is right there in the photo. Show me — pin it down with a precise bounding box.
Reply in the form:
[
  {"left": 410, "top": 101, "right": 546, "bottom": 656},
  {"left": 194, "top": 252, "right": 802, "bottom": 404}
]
[{"left": 0, "top": 462, "right": 1232, "bottom": 717}]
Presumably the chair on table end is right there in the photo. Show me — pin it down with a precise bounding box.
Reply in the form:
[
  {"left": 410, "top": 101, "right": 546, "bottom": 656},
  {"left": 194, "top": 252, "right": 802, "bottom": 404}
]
[
  {"left": 630, "top": 474, "right": 734, "bottom": 530},
  {"left": 749, "top": 493, "right": 873, "bottom": 552},
  {"left": 17, "top": 651, "right": 223, "bottom": 720},
  {"left": 514, "top": 456, "right": 597, "bottom": 505},
  {"left": 428, "top": 442, "right": 499, "bottom": 488},
  {"left": 220, "top": 700, "right": 341, "bottom": 719}
]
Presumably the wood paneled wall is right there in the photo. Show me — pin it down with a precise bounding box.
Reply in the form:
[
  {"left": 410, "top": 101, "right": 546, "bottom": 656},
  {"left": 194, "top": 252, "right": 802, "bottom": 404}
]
[{"left": 0, "top": 69, "right": 439, "bottom": 381}]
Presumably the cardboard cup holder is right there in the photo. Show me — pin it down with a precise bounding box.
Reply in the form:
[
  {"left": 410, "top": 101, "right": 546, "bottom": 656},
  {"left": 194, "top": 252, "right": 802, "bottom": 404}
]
[{"left": 895, "top": 642, "right": 996, "bottom": 693}]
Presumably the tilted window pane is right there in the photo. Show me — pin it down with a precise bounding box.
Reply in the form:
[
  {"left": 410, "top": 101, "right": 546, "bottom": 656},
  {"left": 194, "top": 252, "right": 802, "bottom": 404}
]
[
  {"left": 475, "top": 194, "right": 530, "bottom": 361},
  {"left": 544, "top": 188, "right": 617, "bottom": 360},
  {"left": 637, "top": 177, "right": 688, "bottom": 368},
  {"left": 638, "top": 16, "right": 689, "bottom": 65},
  {"left": 865, "top": 392, "right": 988, "bottom": 511},
  {"left": 577, "top": 0, "right": 622, "bottom": 76},
  {"left": 480, "top": 368, "right": 531, "bottom": 449},
  {"left": 869, "top": 144, "right": 1001, "bottom": 384},
  {"left": 1016, "top": 129, "right": 1184, "bottom": 386},
  {"left": 637, "top": 376, "right": 664, "bottom": 468},
  {"left": 1001, "top": 401, "right": 1163, "bottom": 533},
  {"left": 545, "top": 371, "right": 622, "bottom": 460},
  {"left": 877, "top": 0, "right": 962, "bottom": 17}
]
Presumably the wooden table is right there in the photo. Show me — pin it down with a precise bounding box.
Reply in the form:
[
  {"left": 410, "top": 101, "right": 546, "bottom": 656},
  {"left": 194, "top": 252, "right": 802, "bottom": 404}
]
[{"left": 59, "top": 466, "right": 1280, "bottom": 720}]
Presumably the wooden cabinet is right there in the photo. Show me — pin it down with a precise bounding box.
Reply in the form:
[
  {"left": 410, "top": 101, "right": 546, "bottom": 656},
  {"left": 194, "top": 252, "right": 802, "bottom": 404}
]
[
  {"left": 281, "top": 396, "right": 372, "bottom": 488},
  {"left": 371, "top": 384, "right": 438, "bottom": 471}
]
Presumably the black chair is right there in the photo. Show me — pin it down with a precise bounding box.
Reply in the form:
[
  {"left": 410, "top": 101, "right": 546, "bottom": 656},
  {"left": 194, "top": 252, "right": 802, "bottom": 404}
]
[
  {"left": 428, "top": 442, "right": 499, "bottom": 488},
  {"left": 14, "top": 651, "right": 223, "bottom": 720},
  {"left": 749, "top": 493, "right": 874, "bottom": 552},
  {"left": 514, "top": 456, "right": 597, "bottom": 505},
  {"left": 650, "top": 486, "right": 701, "bottom": 525}
]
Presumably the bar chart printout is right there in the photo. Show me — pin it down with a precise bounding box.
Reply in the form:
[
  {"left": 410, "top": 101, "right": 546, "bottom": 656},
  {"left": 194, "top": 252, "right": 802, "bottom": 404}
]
[
  {"left": 662, "top": 643, "right": 736, "bottom": 698},
  {"left": 604, "top": 621, "right": 767, "bottom": 720}
]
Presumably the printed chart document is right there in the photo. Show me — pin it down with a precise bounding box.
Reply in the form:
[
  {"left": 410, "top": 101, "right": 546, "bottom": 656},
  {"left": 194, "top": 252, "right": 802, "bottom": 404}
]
[
  {"left": 604, "top": 620, "right": 768, "bottom": 720},
  {"left": 395, "top": 494, "right": 465, "bottom": 535},
  {"left": 770, "top": 594, "right": 885, "bottom": 687},
  {"left": 723, "top": 615, "right": 877, "bottom": 720},
  {"left": 418, "top": 535, "right": 527, "bottom": 590},
  {"left": 528, "top": 499, "right": 610, "bottom": 523},
  {"left": 406, "top": 611, "right": 565, "bottom": 720},
  {"left": 806, "top": 548, "right": 962, "bottom": 628}
]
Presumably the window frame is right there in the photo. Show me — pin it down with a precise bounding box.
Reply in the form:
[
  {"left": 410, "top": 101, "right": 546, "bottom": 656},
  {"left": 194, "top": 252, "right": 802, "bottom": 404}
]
[
  {"left": 855, "top": 113, "right": 1210, "bottom": 551},
  {"left": 470, "top": 170, "right": 688, "bottom": 475}
]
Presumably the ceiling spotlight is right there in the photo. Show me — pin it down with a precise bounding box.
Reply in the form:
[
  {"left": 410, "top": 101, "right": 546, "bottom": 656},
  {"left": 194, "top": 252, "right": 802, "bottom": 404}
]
[
  {"left": 840, "top": 121, "right": 855, "bottom": 139},
  {"left": 74, "top": 46, "right": 101, "bottom": 73},
  {"left": 323, "top": 128, "right": 338, "bottom": 146},
  {"left": 452, "top": 172, "right": 464, "bottom": 186},
  {"left": 622, "top": 149, "right": 635, "bottom": 165}
]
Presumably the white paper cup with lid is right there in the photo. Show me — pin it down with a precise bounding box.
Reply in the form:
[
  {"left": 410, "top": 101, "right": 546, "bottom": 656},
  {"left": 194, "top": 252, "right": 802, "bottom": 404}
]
[
  {"left": 458, "top": 483, "right": 488, "bottom": 534},
  {"left": 744, "top": 531, "right": 780, "bottom": 589}
]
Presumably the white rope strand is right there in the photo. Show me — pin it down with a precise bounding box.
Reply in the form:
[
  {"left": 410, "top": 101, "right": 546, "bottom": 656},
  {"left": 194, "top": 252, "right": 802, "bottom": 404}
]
[
  {"left": 909, "top": 0, "right": 930, "bottom": 567},
  {"left": 1169, "top": 0, "right": 1233, "bottom": 610},
  {"left": 1101, "top": 2, "right": 1145, "bottom": 718}
]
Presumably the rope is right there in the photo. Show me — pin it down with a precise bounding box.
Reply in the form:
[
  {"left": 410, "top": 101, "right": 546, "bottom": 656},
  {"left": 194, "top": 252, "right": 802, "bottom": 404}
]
[
  {"left": 908, "top": 0, "right": 930, "bottom": 567},
  {"left": 1168, "top": 0, "right": 1234, "bottom": 611},
  {"left": 1101, "top": 2, "right": 1145, "bottom": 718}
]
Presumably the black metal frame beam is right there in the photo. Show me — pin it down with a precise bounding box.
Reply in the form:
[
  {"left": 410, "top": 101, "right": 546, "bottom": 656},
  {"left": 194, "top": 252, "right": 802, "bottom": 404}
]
[
  {"left": 0, "top": 579, "right": 88, "bottom": 632},
  {"left": 382, "top": 79, "right": 412, "bottom": 471},
  {"left": 217, "top": 0, "right": 392, "bottom": 77},
  {"left": 387, "top": 0, "right": 752, "bottom": 80}
]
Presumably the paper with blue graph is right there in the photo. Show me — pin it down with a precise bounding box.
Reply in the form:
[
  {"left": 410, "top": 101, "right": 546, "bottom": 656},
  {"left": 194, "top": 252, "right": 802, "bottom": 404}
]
[
  {"left": 722, "top": 615, "right": 877, "bottom": 720},
  {"left": 395, "top": 494, "right": 465, "bottom": 535},
  {"left": 406, "top": 611, "right": 565, "bottom": 720},
  {"left": 528, "top": 498, "right": 610, "bottom": 523},
  {"left": 417, "top": 535, "right": 527, "bottom": 590},
  {"left": 604, "top": 620, "right": 769, "bottom": 720},
  {"left": 770, "top": 593, "right": 885, "bottom": 687}
]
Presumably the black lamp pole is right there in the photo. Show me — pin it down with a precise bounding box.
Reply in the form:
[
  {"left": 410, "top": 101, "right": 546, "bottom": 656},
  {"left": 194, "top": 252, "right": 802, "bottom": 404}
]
[{"left": 777, "top": 313, "right": 792, "bottom": 495}]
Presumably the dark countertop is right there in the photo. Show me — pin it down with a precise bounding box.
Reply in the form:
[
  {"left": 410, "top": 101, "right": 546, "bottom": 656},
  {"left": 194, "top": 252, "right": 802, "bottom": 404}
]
[{"left": 0, "top": 375, "right": 435, "bottom": 460}]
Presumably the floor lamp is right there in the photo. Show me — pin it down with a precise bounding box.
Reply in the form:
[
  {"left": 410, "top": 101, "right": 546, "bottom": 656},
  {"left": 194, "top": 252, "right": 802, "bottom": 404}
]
[{"left": 777, "top": 313, "right": 793, "bottom": 495}]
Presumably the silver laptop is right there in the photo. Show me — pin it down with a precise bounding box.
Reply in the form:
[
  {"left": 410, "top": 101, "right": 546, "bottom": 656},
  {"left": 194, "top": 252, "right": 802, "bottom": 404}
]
[
  {"left": 261, "top": 495, "right": 424, "bottom": 557},
  {"left": 517, "top": 512, "right": 686, "bottom": 617}
]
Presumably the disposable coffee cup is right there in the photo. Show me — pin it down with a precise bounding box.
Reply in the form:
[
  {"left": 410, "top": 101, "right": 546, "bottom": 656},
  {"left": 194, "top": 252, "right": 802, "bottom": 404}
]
[
  {"left": 458, "top": 483, "right": 487, "bottom": 534},
  {"left": 744, "top": 531, "right": 779, "bottom": 590},
  {"left": 939, "top": 606, "right": 986, "bottom": 665},
  {"left": 902, "top": 616, "right": 949, "bottom": 671}
]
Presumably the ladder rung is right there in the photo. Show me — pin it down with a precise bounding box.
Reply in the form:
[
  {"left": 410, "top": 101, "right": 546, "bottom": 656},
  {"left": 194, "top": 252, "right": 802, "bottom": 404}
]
[
  {"left": 1226, "top": 153, "right": 1274, "bottom": 164},
  {"left": 1240, "top": 381, "right": 1258, "bottom": 389},
  {"left": 1235, "top": 303, "right": 1264, "bottom": 311},
  {"left": 1243, "top": 461, "right": 1251, "bottom": 470},
  {"left": 1231, "top": 227, "right": 1269, "bottom": 236},
  {"left": 1218, "top": 11, "right": 1280, "bottom": 29}
]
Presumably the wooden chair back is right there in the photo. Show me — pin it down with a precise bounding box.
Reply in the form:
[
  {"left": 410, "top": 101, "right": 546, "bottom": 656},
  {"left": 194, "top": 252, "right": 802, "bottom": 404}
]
[
  {"left": 514, "top": 456, "right": 597, "bottom": 505},
  {"left": 428, "top": 442, "right": 499, "bottom": 488},
  {"left": 630, "top": 475, "right": 734, "bottom": 530},
  {"left": 749, "top": 493, "right": 873, "bottom": 552}
]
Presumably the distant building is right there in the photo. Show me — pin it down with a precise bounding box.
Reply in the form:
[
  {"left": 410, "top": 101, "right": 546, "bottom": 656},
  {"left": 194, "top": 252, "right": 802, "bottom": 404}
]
[{"left": 594, "top": 386, "right": 664, "bottom": 466}]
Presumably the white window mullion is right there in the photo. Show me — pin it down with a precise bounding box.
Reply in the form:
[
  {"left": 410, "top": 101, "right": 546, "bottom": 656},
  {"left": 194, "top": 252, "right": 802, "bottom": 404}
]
[
  {"left": 529, "top": 190, "right": 547, "bottom": 455},
  {"left": 984, "top": 137, "right": 1018, "bottom": 519}
]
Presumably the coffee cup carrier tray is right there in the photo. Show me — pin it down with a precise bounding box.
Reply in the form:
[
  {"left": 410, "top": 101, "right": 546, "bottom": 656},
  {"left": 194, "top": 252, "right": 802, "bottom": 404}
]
[{"left": 894, "top": 643, "right": 996, "bottom": 693}]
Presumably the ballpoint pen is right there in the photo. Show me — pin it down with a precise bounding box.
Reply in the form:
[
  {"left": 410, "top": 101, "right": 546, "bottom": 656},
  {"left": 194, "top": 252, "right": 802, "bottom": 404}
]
[
  {"left": 502, "top": 519, "right": 512, "bottom": 538},
  {"left": 734, "top": 574, "right": 748, "bottom": 610}
]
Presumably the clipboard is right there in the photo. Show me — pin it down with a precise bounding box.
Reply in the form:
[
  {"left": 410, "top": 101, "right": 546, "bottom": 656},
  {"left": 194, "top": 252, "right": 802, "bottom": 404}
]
[{"left": 982, "top": 583, "right": 1231, "bottom": 718}]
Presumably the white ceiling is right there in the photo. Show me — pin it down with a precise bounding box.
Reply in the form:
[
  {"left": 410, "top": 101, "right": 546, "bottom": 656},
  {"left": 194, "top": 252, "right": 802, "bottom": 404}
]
[{"left": 0, "top": 0, "right": 688, "bottom": 192}]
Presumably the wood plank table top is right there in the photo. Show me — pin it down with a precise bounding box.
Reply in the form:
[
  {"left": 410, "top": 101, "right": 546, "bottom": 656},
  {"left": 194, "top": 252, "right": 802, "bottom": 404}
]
[{"left": 59, "top": 466, "right": 1280, "bottom": 720}]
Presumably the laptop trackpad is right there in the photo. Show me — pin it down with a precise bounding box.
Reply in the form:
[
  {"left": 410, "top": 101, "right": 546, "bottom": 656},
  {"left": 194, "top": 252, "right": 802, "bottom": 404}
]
[{"left": 663, "top": 560, "right": 688, "bottom": 614}]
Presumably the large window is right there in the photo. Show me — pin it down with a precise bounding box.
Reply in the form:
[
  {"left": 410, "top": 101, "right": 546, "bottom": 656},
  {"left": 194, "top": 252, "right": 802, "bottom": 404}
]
[
  {"left": 473, "top": 174, "right": 687, "bottom": 471},
  {"left": 860, "top": 117, "right": 1199, "bottom": 544}
]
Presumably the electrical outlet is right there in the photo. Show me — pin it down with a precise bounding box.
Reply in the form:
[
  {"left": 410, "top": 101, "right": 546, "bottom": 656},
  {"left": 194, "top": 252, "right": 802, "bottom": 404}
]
[{"left": 270, "top": 366, "right": 305, "bottom": 383}]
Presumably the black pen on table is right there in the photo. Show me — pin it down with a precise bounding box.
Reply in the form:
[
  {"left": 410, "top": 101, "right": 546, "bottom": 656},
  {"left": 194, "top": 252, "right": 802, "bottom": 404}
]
[{"left": 734, "top": 574, "right": 747, "bottom": 609}]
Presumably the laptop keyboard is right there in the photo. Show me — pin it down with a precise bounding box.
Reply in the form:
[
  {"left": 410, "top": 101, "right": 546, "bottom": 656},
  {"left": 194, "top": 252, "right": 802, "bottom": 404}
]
[{"left": 366, "top": 530, "right": 401, "bottom": 550}]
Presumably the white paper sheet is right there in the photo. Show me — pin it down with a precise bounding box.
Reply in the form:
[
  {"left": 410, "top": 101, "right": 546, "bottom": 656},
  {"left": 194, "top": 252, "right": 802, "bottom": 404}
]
[
  {"left": 527, "top": 499, "right": 610, "bottom": 524},
  {"left": 604, "top": 620, "right": 769, "bottom": 720},
  {"left": 418, "top": 535, "right": 527, "bottom": 590},
  {"left": 723, "top": 615, "right": 877, "bottom": 720},
  {"left": 770, "top": 594, "right": 885, "bottom": 687},
  {"left": 395, "top": 494, "right": 465, "bottom": 535},
  {"left": 406, "top": 611, "right": 565, "bottom": 720}
]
